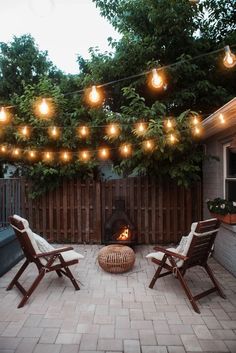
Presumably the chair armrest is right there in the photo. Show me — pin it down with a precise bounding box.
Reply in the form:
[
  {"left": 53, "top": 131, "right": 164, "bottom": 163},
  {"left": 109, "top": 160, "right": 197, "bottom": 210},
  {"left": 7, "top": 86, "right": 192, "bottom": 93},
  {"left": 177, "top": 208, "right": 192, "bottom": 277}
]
[
  {"left": 153, "top": 246, "right": 188, "bottom": 261},
  {"left": 34, "top": 246, "right": 74, "bottom": 258}
]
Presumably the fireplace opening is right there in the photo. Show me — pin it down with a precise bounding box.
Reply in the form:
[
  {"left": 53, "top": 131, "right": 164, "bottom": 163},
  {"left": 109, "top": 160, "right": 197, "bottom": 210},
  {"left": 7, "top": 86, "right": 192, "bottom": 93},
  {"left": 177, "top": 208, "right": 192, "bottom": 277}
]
[{"left": 104, "top": 199, "right": 136, "bottom": 245}]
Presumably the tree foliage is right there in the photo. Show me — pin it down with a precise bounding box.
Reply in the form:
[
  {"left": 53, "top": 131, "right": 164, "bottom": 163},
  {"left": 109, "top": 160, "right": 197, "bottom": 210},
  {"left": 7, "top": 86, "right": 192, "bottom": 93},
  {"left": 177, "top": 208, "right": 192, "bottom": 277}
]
[{"left": 1, "top": 0, "right": 236, "bottom": 196}]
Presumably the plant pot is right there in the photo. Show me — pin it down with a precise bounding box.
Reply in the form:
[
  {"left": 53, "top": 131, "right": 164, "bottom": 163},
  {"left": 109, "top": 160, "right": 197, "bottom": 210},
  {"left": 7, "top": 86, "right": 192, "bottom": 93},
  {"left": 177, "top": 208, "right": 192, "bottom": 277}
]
[{"left": 210, "top": 212, "right": 236, "bottom": 225}]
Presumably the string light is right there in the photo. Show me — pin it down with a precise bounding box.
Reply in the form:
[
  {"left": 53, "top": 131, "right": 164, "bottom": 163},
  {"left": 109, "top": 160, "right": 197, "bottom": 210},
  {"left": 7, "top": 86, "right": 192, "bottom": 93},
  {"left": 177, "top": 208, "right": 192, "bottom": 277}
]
[
  {"left": 120, "top": 143, "right": 132, "bottom": 157},
  {"left": 61, "top": 151, "right": 71, "bottom": 162},
  {"left": 20, "top": 126, "right": 29, "bottom": 137},
  {"left": 78, "top": 125, "right": 89, "bottom": 138},
  {"left": 106, "top": 123, "right": 120, "bottom": 138},
  {"left": 193, "top": 126, "right": 200, "bottom": 135},
  {"left": 219, "top": 113, "right": 225, "bottom": 124},
  {"left": 87, "top": 85, "right": 103, "bottom": 106},
  {"left": 98, "top": 147, "right": 109, "bottom": 159},
  {"left": 151, "top": 69, "right": 164, "bottom": 89},
  {"left": 0, "top": 145, "right": 7, "bottom": 153},
  {"left": 12, "top": 148, "right": 20, "bottom": 157},
  {"left": 143, "top": 140, "right": 155, "bottom": 151},
  {"left": 49, "top": 126, "right": 59, "bottom": 138},
  {"left": 169, "top": 134, "right": 177, "bottom": 144},
  {"left": 80, "top": 150, "right": 90, "bottom": 161},
  {"left": 192, "top": 116, "right": 200, "bottom": 126},
  {"left": 28, "top": 150, "right": 36, "bottom": 159},
  {"left": 44, "top": 151, "right": 53, "bottom": 161},
  {"left": 39, "top": 98, "right": 50, "bottom": 116},
  {"left": 135, "top": 122, "right": 147, "bottom": 135},
  {"left": 0, "top": 107, "right": 8, "bottom": 123},
  {"left": 223, "top": 46, "right": 236, "bottom": 68}
]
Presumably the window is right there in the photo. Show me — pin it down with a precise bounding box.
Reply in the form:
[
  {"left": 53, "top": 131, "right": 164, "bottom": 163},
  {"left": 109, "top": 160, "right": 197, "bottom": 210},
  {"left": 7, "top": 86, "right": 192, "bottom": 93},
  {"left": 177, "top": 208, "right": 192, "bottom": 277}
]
[{"left": 224, "top": 144, "right": 236, "bottom": 201}]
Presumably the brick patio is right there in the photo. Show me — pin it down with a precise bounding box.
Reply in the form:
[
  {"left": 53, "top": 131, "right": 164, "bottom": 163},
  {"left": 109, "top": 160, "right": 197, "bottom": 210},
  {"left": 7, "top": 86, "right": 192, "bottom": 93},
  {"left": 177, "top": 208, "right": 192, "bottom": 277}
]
[{"left": 0, "top": 245, "right": 236, "bottom": 353}]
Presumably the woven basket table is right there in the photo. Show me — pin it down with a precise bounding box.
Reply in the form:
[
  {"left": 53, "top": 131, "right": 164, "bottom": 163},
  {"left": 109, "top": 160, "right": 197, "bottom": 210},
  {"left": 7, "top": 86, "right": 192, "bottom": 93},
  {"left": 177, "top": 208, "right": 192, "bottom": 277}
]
[{"left": 98, "top": 244, "right": 135, "bottom": 273}]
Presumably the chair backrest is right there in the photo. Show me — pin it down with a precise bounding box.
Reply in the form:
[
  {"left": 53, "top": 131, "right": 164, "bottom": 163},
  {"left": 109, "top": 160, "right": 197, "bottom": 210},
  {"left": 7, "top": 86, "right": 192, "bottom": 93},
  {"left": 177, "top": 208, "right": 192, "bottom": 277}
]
[
  {"left": 184, "top": 218, "right": 220, "bottom": 268},
  {"left": 9, "top": 215, "right": 39, "bottom": 263}
]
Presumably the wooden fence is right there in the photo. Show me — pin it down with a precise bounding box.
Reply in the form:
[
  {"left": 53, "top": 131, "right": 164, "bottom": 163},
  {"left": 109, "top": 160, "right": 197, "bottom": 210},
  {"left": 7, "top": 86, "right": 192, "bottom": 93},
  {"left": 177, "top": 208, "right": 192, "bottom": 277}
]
[
  {"left": 1, "top": 177, "right": 202, "bottom": 244},
  {"left": 25, "top": 177, "right": 202, "bottom": 244}
]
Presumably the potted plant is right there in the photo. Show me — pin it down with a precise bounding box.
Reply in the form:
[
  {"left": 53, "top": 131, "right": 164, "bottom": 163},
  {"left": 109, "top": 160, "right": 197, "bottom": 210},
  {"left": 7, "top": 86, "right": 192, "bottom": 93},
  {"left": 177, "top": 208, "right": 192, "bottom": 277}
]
[{"left": 207, "top": 198, "right": 236, "bottom": 225}]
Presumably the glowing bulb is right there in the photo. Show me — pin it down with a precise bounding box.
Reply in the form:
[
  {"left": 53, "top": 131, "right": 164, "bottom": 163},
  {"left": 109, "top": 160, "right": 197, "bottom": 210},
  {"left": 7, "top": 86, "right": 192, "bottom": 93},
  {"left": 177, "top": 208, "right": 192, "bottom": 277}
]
[
  {"left": 45, "top": 152, "right": 52, "bottom": 161},
  {"left": 107, "top": 124, "right": 119, "bottom": 137},
  {"left": 89, "top": 85, "right": 100, "bottom": 104},
  {"left": 192, "top": 116, "right": 199, "bottom": 126},
  {"left": 99, "top": 148, "right": 109, "bottom": 159},
  {"left": 194, "top": 126, "right": 200, "bottom": 135},
  {"left": 223, "top": 46, "right": 236, "bottom": 68},
  {"left": 80, "top": 150, "right": 90, "bottom": 161},
  {"left": 50, "top": 126, "right": 58, "bottom": 138},
  {"left": 29, "top": 151, "right": 36, "bottom": 158},
  {"left": 79, "top": 125, "right": 89, "bottom": 137},
  {"left": 39, "top": 98, "right": 49, "bottom": 115},
  {"left": 121, "top": 144, "right": 131, "bottom": 157},
  {"left": 0, "top": 107, "right": 7, "bottom": 122},
  {"left": 143, "top": 140, "right": 154, "bottom": 151},
  {"left": 219, "top": 113, "right": 225, "bottom": 124},
  {"left": 169, "top": 134, "right": 176, "bottom": 144},
  {"left": 151, "top": 69, "right": 163, "bottom": 88},
  {"left": 136, "top": 122, "right": 147, "bottom": 135},
  {"left": 21, "top": 126, "right": 29, "bottom": 137},
  {"left": 13, "top": 148, "right": 20, "bottom": 156},
  {"left": 166, "top": 119, "right": 172, "bottom": 129},
  {"left": 1, "top": 146, "right": 6, "bottom": 153}
]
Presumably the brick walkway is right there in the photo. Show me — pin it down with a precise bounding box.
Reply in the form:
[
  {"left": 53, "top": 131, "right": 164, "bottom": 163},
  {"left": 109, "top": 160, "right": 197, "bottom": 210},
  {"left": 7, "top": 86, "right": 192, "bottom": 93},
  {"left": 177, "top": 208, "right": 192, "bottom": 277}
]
[{"left": 0, "top": 245, "right": 236, "bottom": 353}]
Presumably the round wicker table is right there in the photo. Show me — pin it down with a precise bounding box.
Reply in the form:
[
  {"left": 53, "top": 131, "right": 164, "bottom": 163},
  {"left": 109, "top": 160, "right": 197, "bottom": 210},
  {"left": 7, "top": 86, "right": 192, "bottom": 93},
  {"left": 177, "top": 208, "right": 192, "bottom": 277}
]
[{"left": 98, "top": 244, "right": 135, "bottom": 273}]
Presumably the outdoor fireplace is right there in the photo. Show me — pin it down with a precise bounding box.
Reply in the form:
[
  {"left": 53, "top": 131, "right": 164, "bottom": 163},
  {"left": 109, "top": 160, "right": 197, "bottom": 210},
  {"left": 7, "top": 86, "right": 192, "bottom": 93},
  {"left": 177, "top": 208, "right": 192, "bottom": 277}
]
[{"left": 104, "top": 199, "right": 136, "bottom": 245}]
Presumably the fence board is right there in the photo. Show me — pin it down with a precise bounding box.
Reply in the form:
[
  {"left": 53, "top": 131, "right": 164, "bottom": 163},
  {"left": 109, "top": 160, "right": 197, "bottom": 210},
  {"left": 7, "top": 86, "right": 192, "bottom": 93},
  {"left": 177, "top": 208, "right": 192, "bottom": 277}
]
[{"left": 0, "top": 177, "right": 202, "bottom": 244}]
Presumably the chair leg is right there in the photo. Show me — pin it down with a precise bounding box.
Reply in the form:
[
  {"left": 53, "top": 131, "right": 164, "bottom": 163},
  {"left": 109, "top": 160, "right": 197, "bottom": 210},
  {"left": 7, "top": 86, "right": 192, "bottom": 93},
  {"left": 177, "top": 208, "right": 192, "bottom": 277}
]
[
  {"left": 18, "top": 270, "right": 45, "bottom": 308},
  {"left": 7, "top": 260, "right": 29, "bottom": 291},
  {"left": 56, "top": 270, "right": 63, "bottom": 277},
  {"left": 176, "top": 268, "right": 200, "bottom": 314},
  {"left": 204, "top": 263, "right": 226, "bottom": 299},
  {"left": 149, "top": 255, "right": 167, "bottom": 289},
  {"left": 63, "top": 267, "right": 80, "bottom": 290}
]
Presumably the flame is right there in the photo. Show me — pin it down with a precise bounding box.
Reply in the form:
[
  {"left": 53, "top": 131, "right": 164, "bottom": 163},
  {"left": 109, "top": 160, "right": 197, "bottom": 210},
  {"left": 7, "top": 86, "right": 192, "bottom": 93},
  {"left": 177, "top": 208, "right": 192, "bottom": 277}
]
[{"left": 117, "top": 227, "right": 130, "bottom": 241}]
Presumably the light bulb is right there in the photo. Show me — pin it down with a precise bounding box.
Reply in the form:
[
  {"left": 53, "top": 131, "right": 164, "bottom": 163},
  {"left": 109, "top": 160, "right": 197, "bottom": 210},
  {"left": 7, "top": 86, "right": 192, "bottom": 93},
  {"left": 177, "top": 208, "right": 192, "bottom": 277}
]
[
  {"left": 223, "top": 46, "right": 236, "bottom": 68},
  {"left": 45, "top": 151, "right": 52, "bottom": 160},
  {"left": 136, "top": 122, "right": 146, "bottom": 135},
  {"left": 80, "top": 126, "right": 89, "bottom": 137},
  {"left": 50, "top": 126, "right": 58, "bottom": 138},
  {"left": 194, "top": 126, "right": 200, "bottom": 135},
  {"left": 1, "top": 146, "right": 6, "bottom": 153},
  {"left": 21, "top": 126, "right": 29, "bottom": 137},
  {"left": 99, "top": 148, "right": 109, "bottom": 159},
  {"left": 13, "top": 148, "right": 20, "bottom": 156},
  {"left": 169, "top": 134, "right": 176, "bottom": 144},
  {"left": 29, "top": 151, "right": 36, "bottom": 159},
  {"left": 167, "top": 119, "right": 172, "bottom": 129},
  {"left": 0, "top": 107, "right": 7, "bottom": 122},
  {"left": 39, "top": 98, "right": 49, "bottom": 116},
  {"left": 80, "top": 150, "right": 90, "bottom": 161},
  {"left": 62, "top": 151, "right": 70, "bottom": 162},
  {"left": 121, "top": 144, "right": 131, "bottom": 157},
  {"left": 143, "top": 140, "right": 154, "bottom": 151},
  {"left": 89, "top": 85, "right": 100, "bottom": 104},
  {"left": 151, "top": 69, "right": 163, "bottom": 88},
  {"left": 107, "top": 124, "right": 119, "bottom": 137},
  {"left": 219, "top": 113, "right": 225, "bottom": 124}
]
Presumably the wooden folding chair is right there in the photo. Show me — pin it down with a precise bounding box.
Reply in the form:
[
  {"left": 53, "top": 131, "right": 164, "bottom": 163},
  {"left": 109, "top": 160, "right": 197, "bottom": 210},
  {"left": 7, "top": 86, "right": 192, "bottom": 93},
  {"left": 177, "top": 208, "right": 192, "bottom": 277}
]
[
  {"left": 147, "top": 218, "right": 226, "bottom": 313},
  {"left": 7, "top": 215, "right": 83, "bottom": 308}
]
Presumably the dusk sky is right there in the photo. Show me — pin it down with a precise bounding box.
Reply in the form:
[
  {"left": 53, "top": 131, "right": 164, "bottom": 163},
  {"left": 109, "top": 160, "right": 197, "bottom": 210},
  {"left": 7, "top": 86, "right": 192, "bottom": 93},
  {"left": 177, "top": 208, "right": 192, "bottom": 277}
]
[{"left": 0, "top": 0, "right": 120, "bottom": 74}]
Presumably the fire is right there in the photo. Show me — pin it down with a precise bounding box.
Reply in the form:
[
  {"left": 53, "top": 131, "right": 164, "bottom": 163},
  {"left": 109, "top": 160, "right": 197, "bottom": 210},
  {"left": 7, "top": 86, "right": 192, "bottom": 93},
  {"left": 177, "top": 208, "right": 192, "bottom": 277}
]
[{"left": 117, "top": 227, "right": 130, "bottom": 241}]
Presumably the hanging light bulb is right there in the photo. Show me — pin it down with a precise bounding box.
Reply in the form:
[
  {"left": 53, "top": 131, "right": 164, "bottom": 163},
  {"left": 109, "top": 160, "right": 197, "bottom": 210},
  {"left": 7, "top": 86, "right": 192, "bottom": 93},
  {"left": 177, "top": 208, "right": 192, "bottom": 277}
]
[
  {"left": 143, "top": 140, "right": 154, "bottom": 151},
  {"left": 136, "top": 122, "right": 147, "bottom": 135},
  {"left": 0, "top": 107, "right": 7, "bottom": 122},
  {"left": 193, "top": 126, "right": 200, "bottom": 135},
  {"left": 151, "top": 69, "right": 163, "bottom": 89},
  {"left": 79, "top": 125, "right": 89, "bottom": 137},
  {"left": 106, "top": 124, "right": 120, "bottom": 138},
  {"left": 88, "top": 85, "right": 101, "bottom": 105},
  {"left": 44, "top": 151, "right": 52, "bottom": 161},
  {"left": 98, "top": 147, "right": 109, "bottom": 159},
  {"left": 219, "top": 113, "right": 225, "bottom": 124},
  {"left": 166, "top": 118, "right": 173, "bottom": 129},
  {"left": 120, "top": 144, "right": 131, "bottom": 157},
  {"left": 39, "top": 98, "right": 50, "bottom": 116},
  {"left": 0, "top": 145, "right": 6, "bottom": 153},
  {"left": 80, "top": 150, "right": 90, "bottom": 161},
  {"left": 21, "top": 126, "right": 29, "bottom": 137},
  {"left": 223, "top": 46, "right": 236, "bottom": 68},
  {"left": 28, "top": 150, "right": 36, "bottom": 159},
  {"left": 49, "top": 126, "right": 59, "bottom": 138},
  {"left": 13, "top": 148, "right": 20, "bottom": 157},
  {"left": 61, "top": 151, "right": 71, "bottom": 162},
  {"left": 169, "top": 134, "right": 177, "bottom": 144},
  {"left": 192, "top": 116, "right": 200, "bottom": 126}
]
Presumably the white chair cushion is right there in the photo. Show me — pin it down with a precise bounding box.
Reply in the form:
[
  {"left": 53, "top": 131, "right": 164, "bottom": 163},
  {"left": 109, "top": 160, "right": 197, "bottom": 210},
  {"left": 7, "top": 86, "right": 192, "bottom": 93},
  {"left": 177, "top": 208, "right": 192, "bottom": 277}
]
[
  {"left": 12, "top": 214, "right": 84, "bottom": 265},
  {"left": 146, "top": 222, "right": 199, "bottom": 268}
]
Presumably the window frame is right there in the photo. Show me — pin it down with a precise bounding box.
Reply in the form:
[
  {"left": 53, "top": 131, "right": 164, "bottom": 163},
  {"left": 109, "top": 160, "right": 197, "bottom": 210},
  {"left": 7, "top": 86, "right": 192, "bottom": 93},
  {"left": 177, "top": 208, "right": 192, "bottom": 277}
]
[{"left": 223, "top": 143, "right": 236, "bottom": 200}]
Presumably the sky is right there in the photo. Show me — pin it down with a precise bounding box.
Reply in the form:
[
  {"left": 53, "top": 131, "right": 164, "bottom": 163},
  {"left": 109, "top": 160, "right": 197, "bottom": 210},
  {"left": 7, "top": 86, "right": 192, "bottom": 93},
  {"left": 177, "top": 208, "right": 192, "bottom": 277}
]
[{"left": 0, "top": 0, "right": 120, "bottom": 74}]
